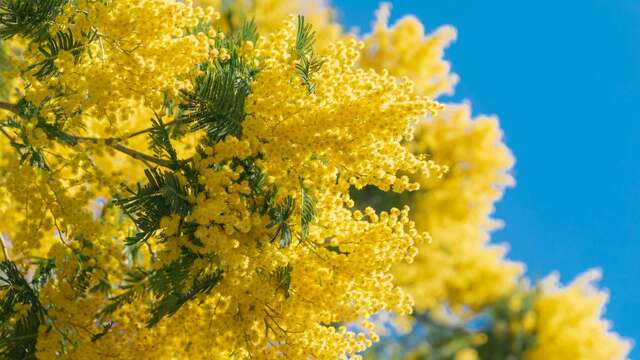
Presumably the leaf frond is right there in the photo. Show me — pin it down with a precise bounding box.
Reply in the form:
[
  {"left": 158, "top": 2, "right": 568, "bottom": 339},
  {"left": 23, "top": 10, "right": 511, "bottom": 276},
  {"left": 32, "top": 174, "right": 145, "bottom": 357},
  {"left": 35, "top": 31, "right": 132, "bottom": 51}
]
[
  {"left": 0, "top": 0, "right": 69, "bottom": 40},
  {"left": 294, "top": 15, "right": 324, "bottom": 94}
]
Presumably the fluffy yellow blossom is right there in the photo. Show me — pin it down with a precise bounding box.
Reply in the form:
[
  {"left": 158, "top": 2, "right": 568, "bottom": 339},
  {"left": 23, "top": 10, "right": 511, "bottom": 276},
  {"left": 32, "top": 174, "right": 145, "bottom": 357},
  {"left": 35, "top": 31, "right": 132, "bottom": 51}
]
[
  {"left": 22, "top": 0, "right": 213, "bottom": 121},
  {"left": 394, "top": 103, "right": 523, "bottom": 312},
  {"left": 245, "top": 19, "right": 443, "bottom": 197},
  {"left": 196, "top": 0, "right": 342, "bottom": 48},
  {"left": 455, "top": 348, "right": 479, "bottom": 360},
  {"left": 0, "top": 1, "right": 631, "bottom": 359},
  {"left": 1, "top": 8, "right": 443, "bottom": 358},
  {"left": 129, "top": 17, "right": 441, "bottom": 358},
  {"left": 360, "top": 3, "right": 458, "bottom": 98},
  {"left": 525, "top": 270, "right": 632, "bottom": 360}
]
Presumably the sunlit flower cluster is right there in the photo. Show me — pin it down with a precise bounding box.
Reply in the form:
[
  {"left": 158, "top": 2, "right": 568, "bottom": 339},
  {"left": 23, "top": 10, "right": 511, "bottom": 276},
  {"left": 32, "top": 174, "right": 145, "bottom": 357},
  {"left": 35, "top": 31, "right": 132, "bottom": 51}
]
[
  {"left": 23, "top": 0, "right": 213, "bottom": 121},
  {"left": 196, "top": 0, "right": 342, "bottom": 48},
  {"left": 525, "top": 270, "right": 632, "bottom": 360},
  {"left": 360, "top": 3, "right": 458, "bottom": 98},
  {"left": 395, "top": 104, "right": 524, "bottom": 312},
  {"left": 140, "top": 18, "right": 441, "bottom": 358},
  {"left": 0, "top": 0, "right": 631, "bottom": 359}
]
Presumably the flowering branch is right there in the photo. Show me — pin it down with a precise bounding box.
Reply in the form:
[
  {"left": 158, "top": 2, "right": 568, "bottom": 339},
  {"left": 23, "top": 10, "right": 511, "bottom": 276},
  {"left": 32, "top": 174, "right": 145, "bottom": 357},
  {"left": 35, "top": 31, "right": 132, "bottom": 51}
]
[{"left": 0, "top": 101, "right": 180, "bottom": 169}]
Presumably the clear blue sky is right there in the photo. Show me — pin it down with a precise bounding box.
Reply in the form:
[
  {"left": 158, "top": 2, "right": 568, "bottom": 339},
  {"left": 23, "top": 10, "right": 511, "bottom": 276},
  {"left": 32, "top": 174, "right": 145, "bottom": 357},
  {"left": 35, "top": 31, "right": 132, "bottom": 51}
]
[{"left": 332, "top": 0, "right": 639, "bottom": 355}]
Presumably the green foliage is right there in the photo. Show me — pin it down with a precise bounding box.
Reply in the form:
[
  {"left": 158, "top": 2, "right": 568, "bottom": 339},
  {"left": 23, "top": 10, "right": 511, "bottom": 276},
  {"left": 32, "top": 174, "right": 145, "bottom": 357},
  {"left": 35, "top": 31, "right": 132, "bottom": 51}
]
[
  {"left": 0, "top": 98, "right": 82, "bottom": 170},
  {"left": 272, "top": 264, "right": 293, "bottom": 298},
  {"left": 29, "top": 29, "right": 84, "bottom": 79},
  {"left": 0, "top": 39, "right": 12, "bottom": 100},
  {"left": 0, "top": 260, "right": 47, "bottom": 360},
  {"left": 294, "top": 15, "right": 324, "bottom": 94},
  {"left": 69, "top": 238, "right": 111, "bottom": 295},
  {"left": 146, "top": 259, "right": 223, "bottom": 327},
  {"left": 414, "top": 314, "right": 478, "bottom": 360},
  {"left": 148, "top": 114, "right": 178, "bottom": 163},
  {"left": 300, "top": 185, "right": 316, "bottom": 242},
  {"left": 0, "top": 0, "right": 100, "bottom": 85},
  {"left": 233, "top": 155, "right": 268, "bottom": 199},
  {"left": 117, "top": 168, "right": 192, "bottom": 247},
  {"left": 350, "top": 185, "right": 415, "bottom": 212},
  {"left": 475, "top": 291, "right": 537, "bottom": 359},
  {"left": 267, "top": 196, "right": 294, "bottom": 248},
  {"left": 11, "top": 140, "right": 49, "bottom": 169},
  {"left": 101, "top": 253, "right": 224, "bottom": 328},
  {"left": 180, "top": 58, "right": 254, "bottom": 143},
  {"left": 0, "top": 0, "right": 70, "bottom": 40},
  {"left": 179, "top": 19, "right": 258, "bottom": 144},
  {"left": 1, "top": 117, "right": 51, "bottom": 170},
  {"left": 31, "top": 258, "right": 56, "bottom": 289},
  {"left": 99, "top": 268, "right": 148, "bottom": 319},
  {"left": 237, "top": 17, "right": 258, "bottom": 45}
]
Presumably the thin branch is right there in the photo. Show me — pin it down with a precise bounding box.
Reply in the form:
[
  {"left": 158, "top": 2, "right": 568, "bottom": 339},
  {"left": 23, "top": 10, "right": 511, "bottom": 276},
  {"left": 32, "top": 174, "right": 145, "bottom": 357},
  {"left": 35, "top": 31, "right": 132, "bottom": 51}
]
[
  {"left": 0, "top": 233, "right": 11, "bottom": 261},
  {"left": 0, "top": 101, "right": 19, "bottom": 114},
  {"left": 74, "top": 119, "right": 178, "bottom": 144},
  {"left": 123, "top": 120, "right": 178, "bottom": 140},
  {"left": 0, "top": 126, "right": 16, "bottom": 143},
  {"left": 143, "top": 239, "right": 158, "bottom": 262},
  {"left": 110, "top": 143, "right": 178, "bottom": 168},
  {"left": 63, "top": 135, "right": 176, "bottom": 168},
  {"left": 0, "top": 101, "right": 182, "bottom": 168}
]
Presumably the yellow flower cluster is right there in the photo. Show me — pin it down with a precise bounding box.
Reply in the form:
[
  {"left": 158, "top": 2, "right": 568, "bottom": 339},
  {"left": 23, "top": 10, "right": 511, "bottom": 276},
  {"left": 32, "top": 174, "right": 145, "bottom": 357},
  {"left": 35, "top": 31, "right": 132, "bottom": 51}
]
[
  {"left": 0, "top": 0, "right": 223, "bottom": 193},
  {"left": 245, "top": 19, "right": 444, "bottom": 196},
  {"left": 353, "top": 5, "right": 523, "bottom": 313},
  {"left": 0, "top": 0, "right": 632, "bottom": 358},
  {"left": 360, "top": 3, "right": 458, "bottom": 98},
  {"left": 0, "top": 146, "right": 125, "bottom": 260},
  {"left": 0, "top": 153, "right": 131, "bottom": 358},
  {"left": 21, "top": 0, "right": 213, "bottom": 123},
  {"left": 1, "top": 8, "right": 444, "bottom": 358},
  {"left": 353, "top": 6, "right": 631, "bottom": 359},
  {"left": 132, "top": 18, "right": 441, "bottom": 358},
  {"left": 525, "top": 270, "right": 632, "bottom": 360},
  {"left": 196, "top": 0, "right": 342, "bottom": 48},
  {"left": 394, "top": 104, "right": 523, "bottom": 312}
]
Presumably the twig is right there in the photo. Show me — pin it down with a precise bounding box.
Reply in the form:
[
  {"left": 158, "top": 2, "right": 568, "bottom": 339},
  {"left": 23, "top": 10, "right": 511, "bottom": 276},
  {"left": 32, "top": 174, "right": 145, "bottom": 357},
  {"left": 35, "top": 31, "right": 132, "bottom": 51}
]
[
  {"left": 0, "top": 126, "right": 16, "bottom": 143},
  {"left": 0, "top": 233, "right": 10, "bottom": 261},
  {"left": 110, "top": 143, "right": 178, "bottom": 168},
  {"left": 123, "top": 119, "right": 178, "bottom": 140},
  {"left": 0, "top": 101, "right": 19, "bottom": 114},
  {"left": 74, "top": 119, "right": 179, "bottom": 144}
]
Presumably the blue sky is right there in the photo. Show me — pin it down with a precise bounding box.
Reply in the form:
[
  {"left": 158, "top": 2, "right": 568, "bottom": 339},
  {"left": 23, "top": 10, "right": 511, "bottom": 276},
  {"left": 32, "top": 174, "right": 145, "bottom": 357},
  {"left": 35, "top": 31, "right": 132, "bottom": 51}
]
[{"left": 332, "top": 0, "right": 639, "bottom": 355}]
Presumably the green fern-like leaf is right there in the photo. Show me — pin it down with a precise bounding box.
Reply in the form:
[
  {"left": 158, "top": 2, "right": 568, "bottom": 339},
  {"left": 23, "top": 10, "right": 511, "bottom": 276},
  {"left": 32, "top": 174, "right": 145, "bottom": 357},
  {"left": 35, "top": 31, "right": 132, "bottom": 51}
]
[
  {"left": 116, "top": 168, "right": 192, "bottom": 246},
  {"left": 178, "top": 17, "right": 260, "bottom": 144},
  {"left": 237, "top": 17, "right": 258, "bottom": 44},
  {"left": 180, "top": 60, "right": 250, "bottom": 142},
  {"left": 29, "top": 29, "right": 84, "bottom": 79},
  {"left": 267, "top": 196, "right": 295, "bottom": 248},
  {"left": 0, "top": 260, "right": 47, "bottom": 360},
  {"left": 0, "top": 0, "right": 70, "bottom": 40},
  {"left": 272, "top": 264, "right": 293, "bottom": 298},
  {"left": 300, "top": 185, "right": 317, "bottom": 242},
  {"left": 294, "top": 15, "right": 324, "bottom": 94},
  {"left": 99, "top": 268, "right": 148, "bottom": 319},
  {"left": 30, "top": 258, "right": 55, "bottom": 290},
  {"left": 147, "top": 268, "right": 223, "bottom": 327},
  {"left": 148, "top": 114, "right": 178, "bottom": 162}
]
